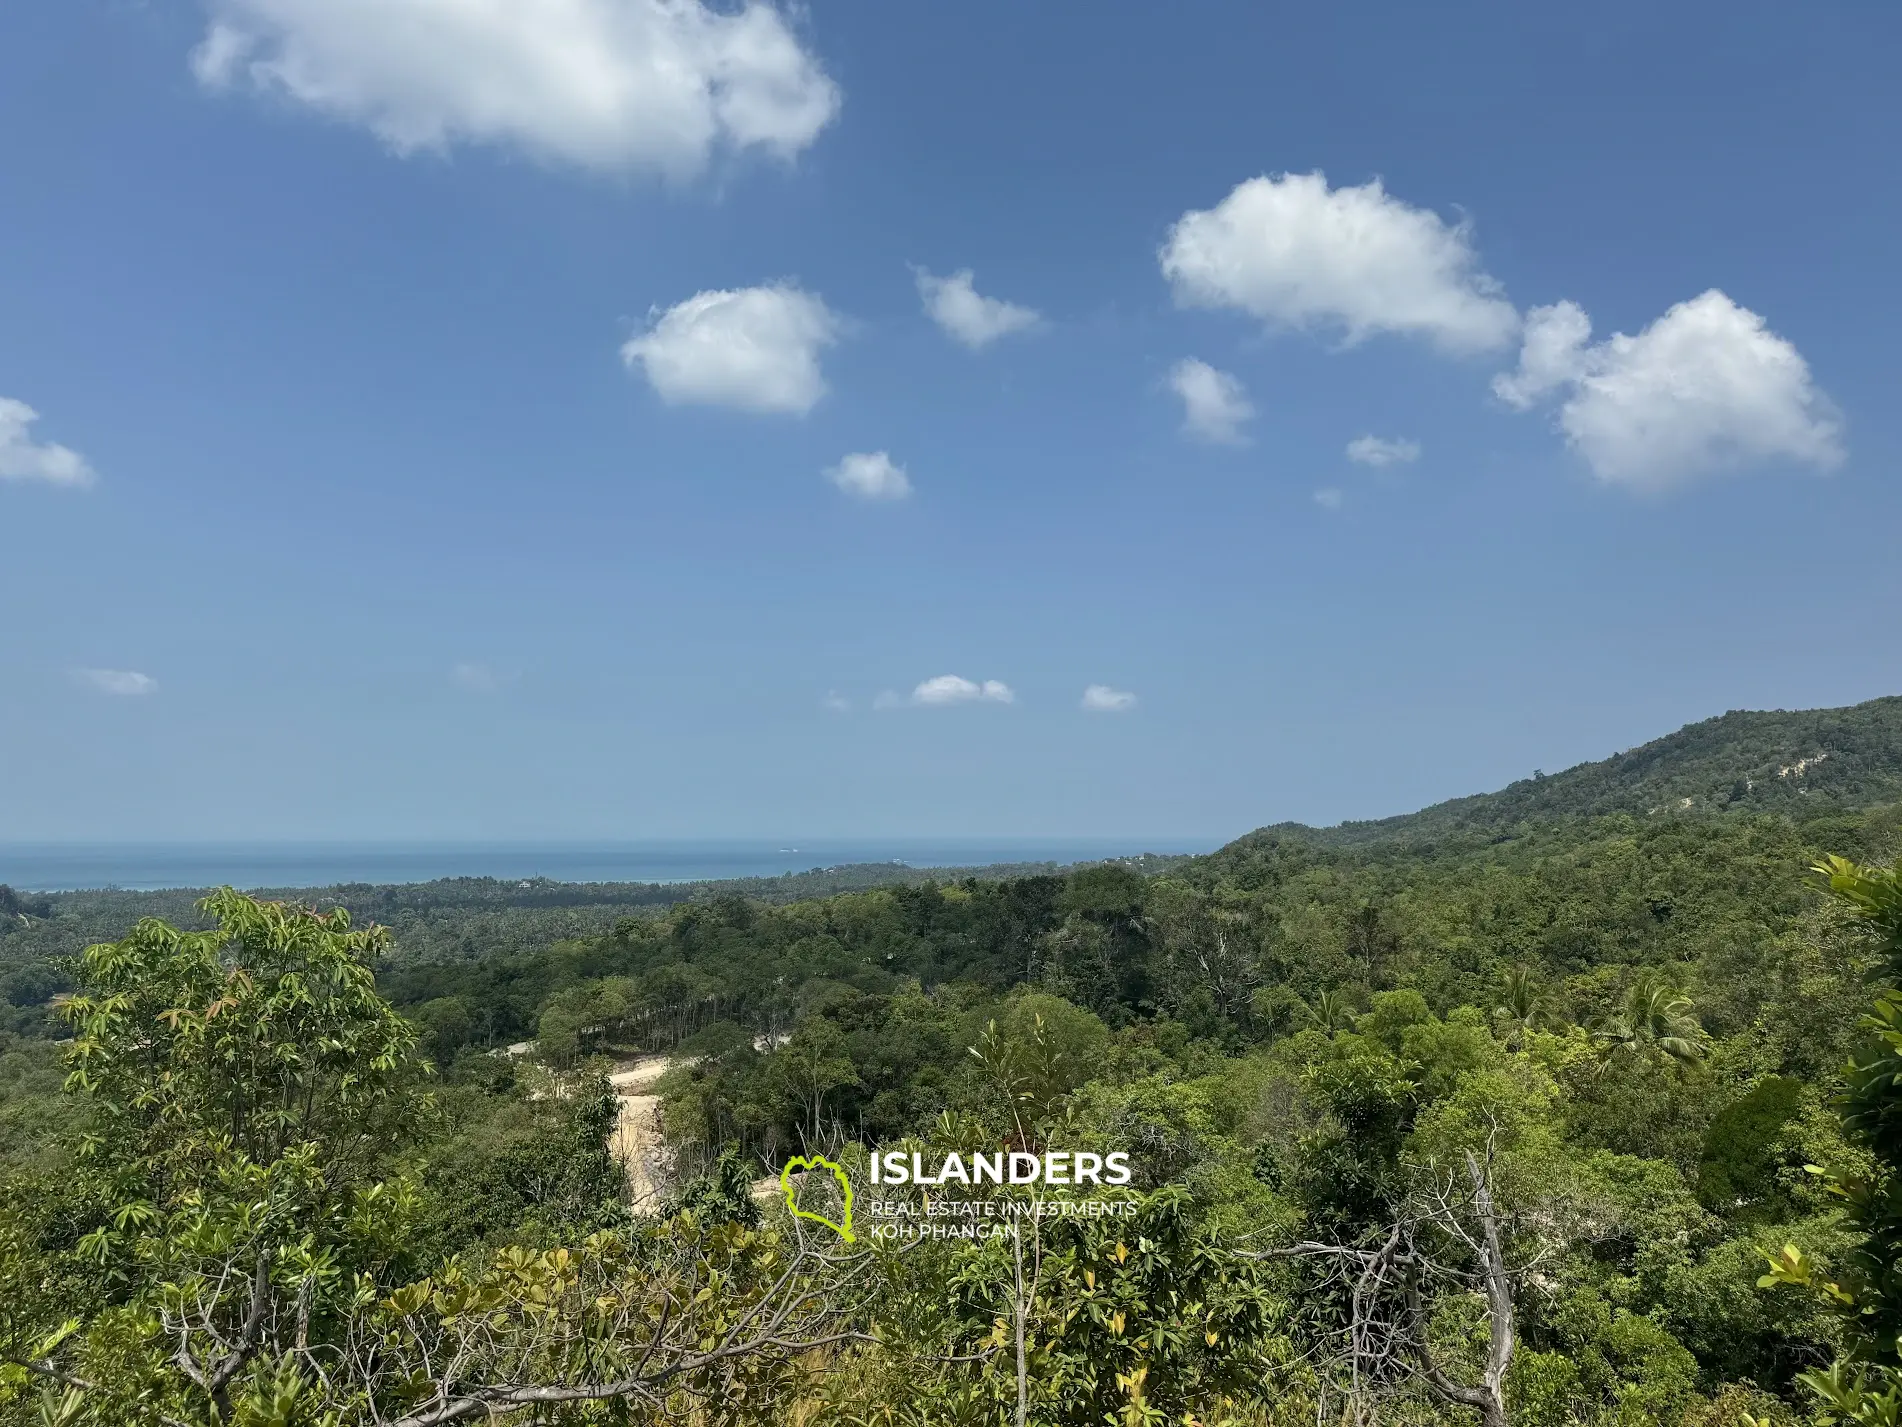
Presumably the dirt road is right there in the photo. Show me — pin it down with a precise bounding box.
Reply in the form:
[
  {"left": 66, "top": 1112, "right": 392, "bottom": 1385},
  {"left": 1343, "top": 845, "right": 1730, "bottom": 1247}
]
[
  {"left": 607, "top": 1056, "right": 673, "bottom": 1208},
  {"left": 608, "top": 1055, "right": 788, "bottom": 1211}
]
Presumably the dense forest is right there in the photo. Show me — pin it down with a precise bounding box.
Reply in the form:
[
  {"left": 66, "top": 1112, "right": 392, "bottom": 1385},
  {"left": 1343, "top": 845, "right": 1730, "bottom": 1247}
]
[
  {"left": 0, "top": 855, "right": 1188, "bottom": 1037},
  {"left": 7, "top": 695, "right": 1902, "bottom": 1424}
]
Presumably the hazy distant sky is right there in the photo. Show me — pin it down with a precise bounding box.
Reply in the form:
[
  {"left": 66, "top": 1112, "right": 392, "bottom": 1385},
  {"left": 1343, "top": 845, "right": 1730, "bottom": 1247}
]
[{"left": 2, "top": 1, "right": 1898, "bottom": 842}]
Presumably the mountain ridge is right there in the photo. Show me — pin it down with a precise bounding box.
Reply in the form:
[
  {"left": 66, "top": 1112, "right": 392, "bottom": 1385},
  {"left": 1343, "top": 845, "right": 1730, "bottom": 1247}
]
[{"left": 1224, "top": 693, "right": 1902, "bottom": 853}]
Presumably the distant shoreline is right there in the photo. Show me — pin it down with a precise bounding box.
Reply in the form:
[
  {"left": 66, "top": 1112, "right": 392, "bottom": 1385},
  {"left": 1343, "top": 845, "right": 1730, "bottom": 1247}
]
[{"left": 0, "top": 839, "right": 1219, "bottom": 894}]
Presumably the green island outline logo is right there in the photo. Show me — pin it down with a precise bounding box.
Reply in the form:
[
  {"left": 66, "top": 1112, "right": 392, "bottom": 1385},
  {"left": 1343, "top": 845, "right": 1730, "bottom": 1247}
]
[{"left": 779, "top": 1154, "right": 855, "bottom": 1242}]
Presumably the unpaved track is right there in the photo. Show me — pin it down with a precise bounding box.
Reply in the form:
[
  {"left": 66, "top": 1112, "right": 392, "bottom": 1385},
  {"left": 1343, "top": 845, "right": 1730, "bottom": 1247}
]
[
  {"left": 608, "top": 1057, "right": 673, "bottom": 1207},
  {"left": 608, "top": 1055, "right": 785, "bottom": 1210}
]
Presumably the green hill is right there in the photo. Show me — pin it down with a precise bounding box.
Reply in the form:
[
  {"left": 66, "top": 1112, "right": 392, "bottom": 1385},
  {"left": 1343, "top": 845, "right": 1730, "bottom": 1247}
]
[{"left": 1232, "top": 692, "right": 1902, "bottom": 851}]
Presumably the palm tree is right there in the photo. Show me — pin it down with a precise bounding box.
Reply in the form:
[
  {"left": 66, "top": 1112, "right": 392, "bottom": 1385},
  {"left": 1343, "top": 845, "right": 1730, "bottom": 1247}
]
[
  {"left": 1594, "top": 970, "right": 1707, "bottom": 1070},
  {"left": 1494, "top": 966, "right": 1560, "bottom": 1046},
  {"left": 1299, "top": 988, "right": 1360, "bottom": 1035}
]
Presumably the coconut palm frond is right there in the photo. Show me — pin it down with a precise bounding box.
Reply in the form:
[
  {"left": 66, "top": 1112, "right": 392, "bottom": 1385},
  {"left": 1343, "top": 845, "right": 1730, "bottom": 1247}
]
[{"left": 1595, "top": 970, "right": 1708, "bottom": 1072}]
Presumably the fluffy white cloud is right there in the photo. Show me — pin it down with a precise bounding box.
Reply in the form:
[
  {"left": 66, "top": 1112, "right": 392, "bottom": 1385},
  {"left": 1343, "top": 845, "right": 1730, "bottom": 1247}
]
[
  {"left": 1080, "top": 684, "right": 1136, "bottom": 713},
  {"left": 0, "top": 399, "right": 95, "bottom": 487},
  {"left": 1493, "top": 291, "right": 1844, "bottom": 489},
  {"left": 191, "top": 0, "right": 839, "bottom": 175},
  {"left": 74, "top": 669, "right": 157, "bottom": 696},
  {"left": 1490, "top": 301, "right": 1594, "bottom": 410},
  {"left": 1346, "top": 434, "right": 1420, "bottom": 467},
  {"left": 822, "top": 690, "right": 851, "bottom": 713},
  {"left": 622, "top": 284, "right": 838, "bottom": 414},
  {"left": 898, "top": 675, "right": 1014, "bottom": 708},
  {"left": 1160, "top": 172, "right": 1519, "bottom": 355},
  {"left": 914, "top": 268, "right": 1040, "bottom": 349},
  {"left": 1313, "top": 487, "right": 1344, "bottom": 510},
  {"left": 826, "top": 451, "right": 911, "bottom": 500},
  {"left": 1168, "top": 358, "right": 1252, "bottom": 445}
]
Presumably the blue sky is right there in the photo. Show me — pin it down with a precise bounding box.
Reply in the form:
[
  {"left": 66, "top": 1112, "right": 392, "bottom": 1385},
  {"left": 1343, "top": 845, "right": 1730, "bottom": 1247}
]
[{"left": 2, "top": 0, "right": 1897, "bottom": 843}]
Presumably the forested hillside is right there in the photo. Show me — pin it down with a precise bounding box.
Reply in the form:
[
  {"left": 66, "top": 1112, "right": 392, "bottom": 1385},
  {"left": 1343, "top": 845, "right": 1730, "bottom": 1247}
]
[
  {"left": 7, "top": 696, "right": 1902, "bottom": 1424},
  {"left": 1251, "top": 694, "right": 1902, "bottom": 848},
  {"left": 0, "top": 854, "right": 1185, "bottom": 1035}
]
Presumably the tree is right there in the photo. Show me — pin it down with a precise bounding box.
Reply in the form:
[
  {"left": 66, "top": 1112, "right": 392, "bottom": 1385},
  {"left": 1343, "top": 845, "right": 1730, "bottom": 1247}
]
[
  {"left": 1760, "top": 855, "right": 1902, "bottom": 1424},
  {"left": 1246, "top": 1146, "right": 1540, "bottom": 1427},
  {"left": 1, "top": 890, "right": 427, "bottom": 1424},
  {"left": 0, "top": 887, "right": 51, "bottom": 922},
  {"left": 329, "top": 1216, "right": 874, "bottom": 1425},
  {"left": 1593, "top": 969, "right": 1707, "bottom": 1070},
  {"left": 1300, "top": 988, "right": 1361, "bottom": 1036},
  {"left": 966, "top": 1010, "right": 1074, "bottom": 1425},
  {"left": 1146, "top": 885, "right": 1261, "bottom": 1025},
  {"left": 1408, "top": 1151, "right": 1518, "bottom": 1427},
  {"left": 662, "top": 1148, "right": 761, "bottom": 1230},
  {"left": 770, "top": 1018, "right": 859, "bottom": 1147},
  {"left": 969, "top": 997, "right": 1107, "bottom": 1141},
  {"left": 1346, "top": 903, "right": 1402, "bottom": 984},
  {"left": 1493, "top": 967, "right": 1559, "bottom": 1047},
  {"left": 0, "top": 892, "right": 874, "bottom": 1427}
]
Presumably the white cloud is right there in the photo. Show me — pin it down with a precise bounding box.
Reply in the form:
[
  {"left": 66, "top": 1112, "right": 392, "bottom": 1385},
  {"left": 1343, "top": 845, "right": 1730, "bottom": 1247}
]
[
  {"left": 1168, "top": 358, "right": 1253, "bottom": 445},
  {"left": 897, "top": 675, "right": 1015, "bottom": 708},
  {"left": 1313, "top": 487, "right": 1344, "bottom": 510},
  {"left": 1490, "top": 301, "right": 1594, "bottom": 410},
  {"left": 822, "top": 690, "right": 851, "bottom": 713},
  {"left": 1160, "top": 171, "right": 1519, "bottom": 355},
  {"left": 826, "top": 451, "right": 911, "bottom": 500},
  {"left": 1346, "top": 434, "right": 1420, "bottom": 467},
  {"left": 914, "top": 268, "right": 1040, "bottom": 349},
  {"left": 451, "top": 662, "right": 500, "bottom": 692},
  {"left": 1080, "top": 684, "right": 1136, "bottom": 713},
  {"left": 0, "top": 399, "right": 95, "bottom": 488},
  {"left": 1492, "top": 290, "right": 1844, "bottom": 489},
  {"left": 622, "top": 284, "right": 838, "bottom": 414},
  {"left": 74, "top": 669, "right": 157, "bottom": 696},
  {"left": 191, "top": 0, "right": 839, "bottom": 176}
]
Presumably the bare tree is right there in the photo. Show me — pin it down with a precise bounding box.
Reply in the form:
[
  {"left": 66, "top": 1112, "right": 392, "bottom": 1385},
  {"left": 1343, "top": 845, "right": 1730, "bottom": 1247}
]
[
  {"left": 334, "top": 1221, "right": 877, "bottom": 1426},
  {"left": 1408, "top": 1151, "right": 1517, "bottom": 1427},
  {"left": 1241, "top": 1145, "right": 1536, "bottom": 1427},
  {"left": 9, "top": 1216, "right": 879, "bottom": 1427}
]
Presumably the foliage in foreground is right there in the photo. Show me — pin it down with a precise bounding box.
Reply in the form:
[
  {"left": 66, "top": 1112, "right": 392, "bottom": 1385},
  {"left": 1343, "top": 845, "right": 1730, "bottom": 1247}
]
[
  {"left": 0, "top": 895, "right": 868, "bottom": 1426},
  {"left": 1760, "top": 856, "right": 1902, "bottom": 1425}
]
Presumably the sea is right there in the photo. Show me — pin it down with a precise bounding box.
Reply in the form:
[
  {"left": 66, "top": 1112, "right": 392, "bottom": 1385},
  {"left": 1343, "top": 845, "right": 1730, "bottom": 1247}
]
[{"left": 0, "top": 839, "right": 1220, "bottom": 893}]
